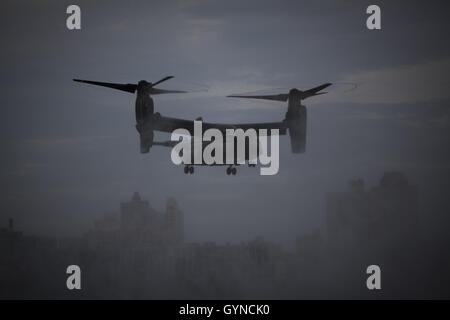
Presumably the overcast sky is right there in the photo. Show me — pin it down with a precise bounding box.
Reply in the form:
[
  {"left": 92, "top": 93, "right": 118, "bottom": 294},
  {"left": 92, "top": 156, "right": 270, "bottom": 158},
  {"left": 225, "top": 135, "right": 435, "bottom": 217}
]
[{"left": 1, "top": 0, "right": 449, "bottom": 247}]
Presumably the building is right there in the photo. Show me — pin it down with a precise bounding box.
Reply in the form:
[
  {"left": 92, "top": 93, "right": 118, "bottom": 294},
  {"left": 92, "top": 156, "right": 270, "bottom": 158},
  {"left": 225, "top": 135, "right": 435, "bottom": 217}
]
[
  {"left": 84, "top": 192, "right": 184, "bottom": 250},
  {"left": 326, "top": 172, "right": 419, "bottom": 251}
]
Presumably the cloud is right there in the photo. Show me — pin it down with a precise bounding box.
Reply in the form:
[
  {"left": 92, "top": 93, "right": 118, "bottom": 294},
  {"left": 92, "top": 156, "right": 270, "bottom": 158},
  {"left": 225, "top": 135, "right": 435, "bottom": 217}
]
[
  {"left": 23, "top": 136, "right": 118, "bottom": 149},
  {"left": 342, "top": 109, "right": 450, "bottom": 128},
  {"left": 328, "top": 58, "right": 450, "bottom": 104},
  {"left": 1, "top": 163, "right": 47, "bottom": 177},
  {"left": 186, "top": 18, "right": 223, "bottom": 27}
]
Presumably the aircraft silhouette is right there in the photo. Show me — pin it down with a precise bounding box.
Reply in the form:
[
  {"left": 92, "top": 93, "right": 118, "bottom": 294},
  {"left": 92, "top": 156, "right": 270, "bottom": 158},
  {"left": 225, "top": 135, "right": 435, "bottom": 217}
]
[{"left": 73, "top": 76, "right": 331, "bottom": 175}]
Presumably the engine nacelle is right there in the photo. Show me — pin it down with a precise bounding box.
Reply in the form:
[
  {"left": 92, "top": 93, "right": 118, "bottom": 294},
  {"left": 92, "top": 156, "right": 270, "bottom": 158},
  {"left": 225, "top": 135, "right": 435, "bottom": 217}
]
[
  {"left": 286, "top": 104, "right": 307, "bottom": 153},
  {"left": 139, "top": 130, "right": 153, "bottom": 153}
]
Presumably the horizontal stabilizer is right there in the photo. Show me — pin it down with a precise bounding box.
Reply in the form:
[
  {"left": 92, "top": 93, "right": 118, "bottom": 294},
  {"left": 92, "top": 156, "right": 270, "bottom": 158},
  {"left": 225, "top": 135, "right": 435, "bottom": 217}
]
[{"left": 153, "top": 140, "right": 178, "bottom": 147}]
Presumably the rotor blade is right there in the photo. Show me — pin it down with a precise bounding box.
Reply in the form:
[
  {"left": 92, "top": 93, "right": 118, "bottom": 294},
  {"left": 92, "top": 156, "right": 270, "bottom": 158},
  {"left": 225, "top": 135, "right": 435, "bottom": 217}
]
[
  {"left": 151, "top": 76, "right": 174, "bottom": 87},
  {"left": 304, "top": 83, "right": 332, "bottom": 95},
  {"left": 227, "top": 93, "right": 289, "bottom": 102},
  {"left": 149, "top": 87, "right": 187, "bottom": 95},
  {"left": 73, "top": 79, "right": 137, "bottom": 93}
]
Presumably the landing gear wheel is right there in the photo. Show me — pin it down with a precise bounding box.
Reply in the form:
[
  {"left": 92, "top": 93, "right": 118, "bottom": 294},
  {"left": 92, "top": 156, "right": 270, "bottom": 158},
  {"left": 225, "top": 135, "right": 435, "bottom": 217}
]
[
  {"left": 231, "top": 168, "right": 237, "bottom": 175},
  {"left": 226, "top": 167, "right": 232, "bottom": 175},
  {"left": 184, "top": 166, "right": 189, "bottom": 174},
  {"left": 189, "top": 166, "right": 194, "bottom": 174}
]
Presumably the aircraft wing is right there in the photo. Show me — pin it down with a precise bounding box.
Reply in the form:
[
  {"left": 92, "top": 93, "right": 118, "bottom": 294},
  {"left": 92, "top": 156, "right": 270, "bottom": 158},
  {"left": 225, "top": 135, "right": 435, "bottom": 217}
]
[
  {"left": 153, "top": 116, "right": 287, "bottom": 135},
  {"left": 227, "top": 93, "right": 289, "bottom": 102}
]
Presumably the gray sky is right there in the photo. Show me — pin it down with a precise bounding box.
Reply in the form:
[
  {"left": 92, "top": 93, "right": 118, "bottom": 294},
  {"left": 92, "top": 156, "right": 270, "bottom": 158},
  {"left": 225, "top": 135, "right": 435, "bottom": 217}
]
[{"left": 1, "top": 0, "right": 450, "bottom": 247}]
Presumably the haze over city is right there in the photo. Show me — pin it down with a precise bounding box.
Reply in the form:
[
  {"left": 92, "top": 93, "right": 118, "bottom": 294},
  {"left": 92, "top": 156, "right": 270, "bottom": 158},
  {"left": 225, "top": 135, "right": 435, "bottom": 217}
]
[{"left": 1, "top": 0, "right": 450, "bottom": 298}]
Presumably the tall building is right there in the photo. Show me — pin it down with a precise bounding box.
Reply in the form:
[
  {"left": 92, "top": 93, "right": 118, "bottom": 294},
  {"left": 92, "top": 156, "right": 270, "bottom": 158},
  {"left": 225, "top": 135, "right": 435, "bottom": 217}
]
[
  {"left": 326, "top": 172, "right": 419, "bottom": 250},
  {"left": 120, "top": 191, "right": 163, "bottom": 247},
  {"left": 85, "top": 192, "right": 184, "bottom": 249},
  {"left": 165, "top": 197, "right": 184, "bottom": 245}
]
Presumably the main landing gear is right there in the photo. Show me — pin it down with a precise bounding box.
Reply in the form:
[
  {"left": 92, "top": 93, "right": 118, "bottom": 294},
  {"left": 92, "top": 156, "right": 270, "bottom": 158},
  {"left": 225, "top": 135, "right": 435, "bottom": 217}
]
[
  {"left": 184, "top": 165, "right": 194, "bottom": 174},
  {"left": 226, "top": 166, "right": 237, "bottom": 175}
]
